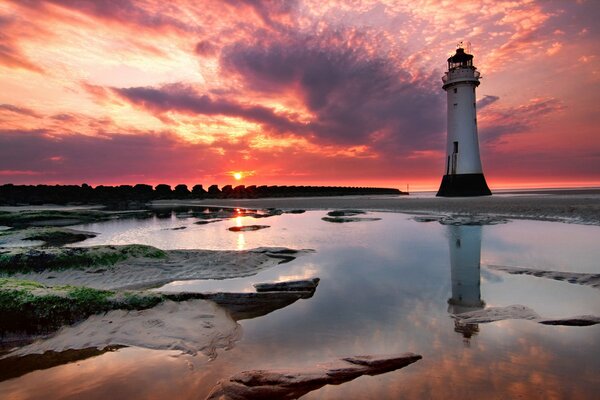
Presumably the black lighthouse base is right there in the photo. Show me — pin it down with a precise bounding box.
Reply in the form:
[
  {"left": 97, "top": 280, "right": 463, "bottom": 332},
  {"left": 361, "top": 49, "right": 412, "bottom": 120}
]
[{"left": 436, "top": 173, "right": 492, "bottom": 197}]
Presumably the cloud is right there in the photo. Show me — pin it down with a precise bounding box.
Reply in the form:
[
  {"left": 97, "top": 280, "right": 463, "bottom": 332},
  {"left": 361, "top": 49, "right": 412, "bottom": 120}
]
[
  {"left": 194, "top": 41, "right": 217, "bottom": 57},
  {"left": 0, "top": 104, "right": 42, "bottom": 118},
  {"left": 479, "top": 98, "right": 565, "bottom": 143},
  {"left": 221, "top": 31, "right": 445, "bottom": 150},
  {"left": 21, "top": 0, "right": 198, "bottom": 33},
  {"left": 112, "top": 84, "right": 305, "bottom": 134},
  {"left": 0, "top": 15, "right": 44, "bottom": 73}
]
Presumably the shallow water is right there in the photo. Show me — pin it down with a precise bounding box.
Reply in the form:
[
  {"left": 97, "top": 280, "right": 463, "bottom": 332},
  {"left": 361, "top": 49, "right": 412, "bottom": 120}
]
[{"left": 1, "top": 209, "right": 599, "bottom": 399}]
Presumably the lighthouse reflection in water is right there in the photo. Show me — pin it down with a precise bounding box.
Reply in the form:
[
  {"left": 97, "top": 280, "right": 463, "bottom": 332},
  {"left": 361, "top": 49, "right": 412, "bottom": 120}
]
[{"left": 447, "top": 225, "right": 485, "bottom": 341}]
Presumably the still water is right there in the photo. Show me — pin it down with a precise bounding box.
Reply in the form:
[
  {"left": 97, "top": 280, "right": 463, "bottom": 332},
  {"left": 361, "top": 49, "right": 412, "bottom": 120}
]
[{"left": 1, "top": 209, "right": 599, "bottom": 399}]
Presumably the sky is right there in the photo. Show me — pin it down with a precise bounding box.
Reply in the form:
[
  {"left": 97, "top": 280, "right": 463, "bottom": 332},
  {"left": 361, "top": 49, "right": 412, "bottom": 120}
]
[{"left": 0, "top": 0, "right": 599, "bottom": 191}]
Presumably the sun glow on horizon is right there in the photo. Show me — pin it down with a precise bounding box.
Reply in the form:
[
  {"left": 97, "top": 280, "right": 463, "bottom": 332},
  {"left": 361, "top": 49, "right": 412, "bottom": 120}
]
[{"left": 233, "top": 172, "right": 243, "bottom": 181}]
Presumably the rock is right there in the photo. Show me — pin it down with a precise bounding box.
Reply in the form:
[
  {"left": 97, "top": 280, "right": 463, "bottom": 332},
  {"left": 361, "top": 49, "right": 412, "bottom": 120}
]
[
  {"left": 205, "top": 353, "right": 422, "bottom": 400},
  {"left": 327, "top": 210, "right": 366, "bottom": 217},
  {"left": 322, "top": 217, "right": 381, "bottom": 223},
  {"left": 254, "top": 278, "right": 320, "bottom": 293},
  {"left": 194, "top": 219, "right": 222, "bottom": 225},
  {"left": 190, "top": 291, "right": 313, "bottom": 321},
  {"left": 284, "top": 209, "right": 306, "bottom": 214},
  {"left": 228, "top": 225, "right": 270, "bottom": 232},
  {"left": 413, "top": 214, "right": 508, "bottom": 226},
  {"left": 538, "top": 316, "right": 600, "bottom": 326},
  {"left": 412, "top": 215, "right": 442, "bottom": 223}
]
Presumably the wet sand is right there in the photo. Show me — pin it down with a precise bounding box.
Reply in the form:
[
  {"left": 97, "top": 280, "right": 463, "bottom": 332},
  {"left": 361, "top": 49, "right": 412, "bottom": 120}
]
[{"left": 152, "top": 189, "right": 600, "bottom": 225}]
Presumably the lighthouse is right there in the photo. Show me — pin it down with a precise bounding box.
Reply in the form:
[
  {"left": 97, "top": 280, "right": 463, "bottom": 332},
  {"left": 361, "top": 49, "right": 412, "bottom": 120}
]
[{"left": 437, "top": 44, "right": 491, "bottom": 197}]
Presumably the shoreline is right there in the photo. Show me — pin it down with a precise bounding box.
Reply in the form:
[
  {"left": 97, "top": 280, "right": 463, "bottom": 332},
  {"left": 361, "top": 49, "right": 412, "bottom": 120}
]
[{"left": 150, "top": 191, "right": 600, "bottom": 226}]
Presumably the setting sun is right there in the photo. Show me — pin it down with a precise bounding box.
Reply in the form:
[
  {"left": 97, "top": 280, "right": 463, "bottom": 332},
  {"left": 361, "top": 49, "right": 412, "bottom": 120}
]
[{"left": 233, "top": 172, "right": 243, "bottom": 181}]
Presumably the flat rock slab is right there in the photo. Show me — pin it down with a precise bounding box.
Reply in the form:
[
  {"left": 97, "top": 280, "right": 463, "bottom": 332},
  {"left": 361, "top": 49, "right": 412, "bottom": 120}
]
[
  {"left": 228, "top": 225, "right": 270, "bottom": 232},
  {"left": 254, "top": 278, "right": 320, "bottom": 293},
  {"left": 194, "top": 219, "right": 222, "bottom": 225},
  {"left": 327, "top": 210, "right": 366, "bottom": 217},
  {"left": 322, "top": 217, "right": 381, "bottom": 223},
  {"left": 206, "top": 352, "right": 422, "bottom": 400}
]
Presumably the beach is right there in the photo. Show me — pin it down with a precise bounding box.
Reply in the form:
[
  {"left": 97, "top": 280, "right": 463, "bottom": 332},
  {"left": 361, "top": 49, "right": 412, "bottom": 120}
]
[{"left": 1, "top": 192, "right": 599, "bottom": 399}]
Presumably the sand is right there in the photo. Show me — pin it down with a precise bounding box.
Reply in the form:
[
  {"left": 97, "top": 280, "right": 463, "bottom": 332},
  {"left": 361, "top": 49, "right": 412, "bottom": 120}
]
[{"left": 152, "top": 190, "right": 600, "bottom": 225}]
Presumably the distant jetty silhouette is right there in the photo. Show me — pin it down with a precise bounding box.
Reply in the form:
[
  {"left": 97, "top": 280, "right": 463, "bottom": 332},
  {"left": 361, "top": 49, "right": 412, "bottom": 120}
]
[{"left": 0, "top": 184, "right": 406, "bottom": 205}]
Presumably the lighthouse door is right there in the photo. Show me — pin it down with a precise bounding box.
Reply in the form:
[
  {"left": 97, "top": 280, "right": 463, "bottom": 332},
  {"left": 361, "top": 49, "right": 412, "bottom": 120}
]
[{"left": 451, "top": 141, "right": 458, "bottom": 175}]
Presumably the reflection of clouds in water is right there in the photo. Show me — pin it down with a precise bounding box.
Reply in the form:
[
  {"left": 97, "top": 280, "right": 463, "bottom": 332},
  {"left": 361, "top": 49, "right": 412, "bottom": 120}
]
[{"left": 274, "top": 263, "right": 319, "bottom": 282}]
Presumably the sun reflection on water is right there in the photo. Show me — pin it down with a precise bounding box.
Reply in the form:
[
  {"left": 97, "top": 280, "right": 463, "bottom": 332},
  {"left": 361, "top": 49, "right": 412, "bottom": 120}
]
[{"left": 237, "top": 233, "right": 246, "bottom": 250}]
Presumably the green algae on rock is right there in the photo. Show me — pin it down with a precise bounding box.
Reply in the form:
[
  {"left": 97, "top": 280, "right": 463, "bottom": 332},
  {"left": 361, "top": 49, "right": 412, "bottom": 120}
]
[
  {"left": 0, "top": 278, "right": 164, "bottom": 336},
  {"left": 0, "top": 244, "right": 167, "bottom": 274}
]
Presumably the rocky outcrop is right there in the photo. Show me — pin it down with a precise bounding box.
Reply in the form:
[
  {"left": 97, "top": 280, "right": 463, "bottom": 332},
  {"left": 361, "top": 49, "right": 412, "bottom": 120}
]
[{"left": 206, "top": 353, "right": 422, "bottom": 400}]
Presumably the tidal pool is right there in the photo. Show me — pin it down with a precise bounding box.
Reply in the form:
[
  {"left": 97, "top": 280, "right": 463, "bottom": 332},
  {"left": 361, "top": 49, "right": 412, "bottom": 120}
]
[{"left": 1, "top": 209, "right": 599, "bottom": 399}]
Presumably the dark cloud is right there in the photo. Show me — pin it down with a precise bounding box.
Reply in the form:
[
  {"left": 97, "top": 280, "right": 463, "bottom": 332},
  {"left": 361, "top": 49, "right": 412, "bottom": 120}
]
[
  {"left": 220, "top": 33, "right": 445, "bottom": 150},
  {"left": 112, "top": 84, "right": 304, "bottom": 134},
  {"left": 223, "top": 0, "right": 298, "bottom": 30},
  {"left": 0, "top": 129, "right": 224, "bottom": 184},
  {"left": 50, "top": 113, "right": 76, "bottom": 121},
  {"left": 477, "top": 95, "right": 500, "bottom": 110},
  {"left": 0, "top": 103, "right": 42, "bottom": 118},
  {"left": 194, "top": 40, "right": 217, "bottom": 57}
]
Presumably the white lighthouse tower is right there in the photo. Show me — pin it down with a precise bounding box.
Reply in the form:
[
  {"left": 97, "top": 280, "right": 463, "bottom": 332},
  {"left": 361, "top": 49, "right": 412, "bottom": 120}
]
[{"left": 437, "top": 43, "right": 491, "bottom": 197}]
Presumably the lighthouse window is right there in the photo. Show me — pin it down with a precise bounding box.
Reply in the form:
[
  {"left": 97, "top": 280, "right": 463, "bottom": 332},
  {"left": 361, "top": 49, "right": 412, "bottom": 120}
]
[
  {"left": 453, "top": 141, "right": 458, "bottom": 153},
  {"left": 453, "top": 88, "right": 457, "bottom": 93}
]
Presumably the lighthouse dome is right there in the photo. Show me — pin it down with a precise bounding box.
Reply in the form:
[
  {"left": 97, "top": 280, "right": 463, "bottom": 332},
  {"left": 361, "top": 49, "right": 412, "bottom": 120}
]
[{"left": 448, "top": 48, "right": 474, "bottom": 69}]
